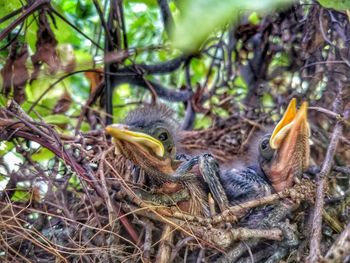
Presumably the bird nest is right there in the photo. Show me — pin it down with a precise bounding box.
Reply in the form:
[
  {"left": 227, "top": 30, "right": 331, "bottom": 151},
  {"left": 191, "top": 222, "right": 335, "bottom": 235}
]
[
  {"left": 0, "top": 101, "right": 350, "bottom": 263},
  {"left": 179, "top": 116, "right": 265, "bottom": 163}
]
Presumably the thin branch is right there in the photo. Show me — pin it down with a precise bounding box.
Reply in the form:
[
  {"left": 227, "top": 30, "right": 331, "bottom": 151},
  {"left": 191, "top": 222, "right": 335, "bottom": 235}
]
[
  {"left": 309, "top": 106, "right": 344, "bottom": 120},
  {"left": 119, "top": 54, "right": 191, "bottom": 75},
  {"left": 325, "top": 221, "right": 350, "bottom": 262},
  {"left": 0, "top": 0, "right": 50, "bottom": 41},
  {"left": 92, "top": 0, "right": 114, "bottom": 48},
  {"left": 307, "top": 82, "right": 345, "bottom": 263},
  {"left": 0, "top": 4, "right": 26, "bottom": 24},
  {"left": 157, "top": 0, "right": 175, "bottom": 36},
  {"left": 50, "top": 7, "right": 103, "bottom": 50}
]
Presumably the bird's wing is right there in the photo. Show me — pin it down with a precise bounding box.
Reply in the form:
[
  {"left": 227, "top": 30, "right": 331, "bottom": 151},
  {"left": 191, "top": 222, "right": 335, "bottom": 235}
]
[{"left": 220, "top": 166, "right": 272, "bottom": 205}]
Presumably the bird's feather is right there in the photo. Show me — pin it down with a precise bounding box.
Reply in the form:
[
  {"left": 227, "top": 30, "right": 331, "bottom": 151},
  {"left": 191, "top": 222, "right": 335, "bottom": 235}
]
[{"left": 220, "top": 165, "right": 272, "bottom": 205}]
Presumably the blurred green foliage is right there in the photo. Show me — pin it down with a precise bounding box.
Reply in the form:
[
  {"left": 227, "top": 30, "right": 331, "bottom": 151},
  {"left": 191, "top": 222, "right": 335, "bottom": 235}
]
[
  {"left": 171, "top": 0, "right": 294, "bottom": 52},
  {"left": 318, "top": 0, "right": 350, "bottom": 11}
]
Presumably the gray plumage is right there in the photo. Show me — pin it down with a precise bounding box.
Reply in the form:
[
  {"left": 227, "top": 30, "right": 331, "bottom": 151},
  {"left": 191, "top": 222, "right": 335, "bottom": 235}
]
[
  {"left": 220, "top": 165, "right": 272, "bottom": 205},
  {"left": 125, "top": 104, "right": 179, "bottom": 140}
]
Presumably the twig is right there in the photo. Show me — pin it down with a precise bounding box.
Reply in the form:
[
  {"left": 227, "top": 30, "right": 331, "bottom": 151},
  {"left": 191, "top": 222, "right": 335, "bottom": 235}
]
[
  {"left": 122, "top": 203, "right": 283, "bottom": 249},
  {"left": 134, "top": 218, "right": 154, "bottom": 263},
  {"left": 309, "top": 106, "right": 344, "bottom": 120},
  {"left": 307, "top": 82, "right": 345, "bottom": 263},
  {"left": 157, "top": 0, "right": 175, "bottom": 37},
  {"left": 156, "top": 224, "right": 174, "bottom": 263},
  {"left": 0, "top": 0, "right": 50, "bottom": 41},
  {"left": 196, "top": 248, "right": 206, "bottom": 263},
  {"left": 170, "top": 237, "right": 194, "bottom": 262},
  {"left": 50, "top": 7, "right": 103, "bottom": 50},
  {"left": 122, "top": 178, "right": 314, "bottom": 227},
  {"left": 92, "top": 0, "right": 113, "bottom": 48},
  {"left": 324, "top": 221, "right": 350, "bottom": 263}
]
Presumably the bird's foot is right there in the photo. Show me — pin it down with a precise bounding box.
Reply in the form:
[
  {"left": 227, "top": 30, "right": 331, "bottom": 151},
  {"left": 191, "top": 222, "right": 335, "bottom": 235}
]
[
  {"left": 198, "top": 154, "right": 230, "bottom": 212},
  {"left": 169, "top": 153, "right": 229, "bottom": 212}
]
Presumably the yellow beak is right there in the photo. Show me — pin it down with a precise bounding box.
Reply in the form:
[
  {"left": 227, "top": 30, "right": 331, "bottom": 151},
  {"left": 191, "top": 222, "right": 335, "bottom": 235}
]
[
  {"left": 105, "top": 124, "right": 165, "bottom": 158},
  {"left": 268, "top": 98, "right": 310, "bottom": 192},
  {"left": 270, "top": 98, "right": 310, "bottom": 150}
]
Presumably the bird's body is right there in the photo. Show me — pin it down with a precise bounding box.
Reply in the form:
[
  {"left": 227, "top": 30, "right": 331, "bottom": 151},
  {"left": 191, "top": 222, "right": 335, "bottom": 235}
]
[
  {"left": 220, "top": 165, "right": 272, "bottom": 205},
  {"left": 220, "top": 99, "right": 310, "bottom": 207},
  {"left": 106, "top": 104, "right": 214, "bottom": 216}
]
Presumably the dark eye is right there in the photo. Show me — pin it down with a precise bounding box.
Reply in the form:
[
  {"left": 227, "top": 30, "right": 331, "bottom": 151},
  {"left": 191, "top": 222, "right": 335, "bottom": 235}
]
[
  {"left": 259, "top": 136, "right": 274, "bottom": 160},
  {"left": 260, "top": 138, "right": 269, "bottom": 150},
  {"left": 158, "top": 132, "right": 168, "bottom": 141}
]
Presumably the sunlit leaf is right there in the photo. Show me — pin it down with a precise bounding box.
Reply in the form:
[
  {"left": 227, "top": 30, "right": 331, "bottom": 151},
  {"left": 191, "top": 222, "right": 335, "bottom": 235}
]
[
  {"left": 194, "top": 114, "right": 212, "bottom": 129},
  {"left": 42, "top": 114, "right": 72, "bottom": 125},
  {"left": 318, "top": 0, "right": 350, "bottom": 11},
  {"left": 25, "top": 15, "right": 39, "bottom": 51},
  {"left": 172, "top": 0, "right": 294, "bottom": 52},
  {"left": 0, "top": 141, "right": 14, "bottom": 156},
  {"left": 0, "top": 0, "right": 22, "bottom": 29},
  {"left": 80, "top": 121, "right": 90, "bottom": 132},
  {"left": 31, "top": 148, "right": 55, "bottom": 162},
  {"left": 11, "top": 188, "right": 31, "bottom": 202},
  {"left": 0, "top": 94, "right": 7, "bottom": 107},
  {"left": 113, "top": 84, "right": 135, "bottom": 122},
  {"left": 262, "top": 93, "right": 274, "bottom": 107},
  {"left": 125, "top": 0, "right": 157, "bottom": 6},
  {"left": 248, "top": 12, "right": 261, "bottom": 25},
  {"left": 233, "top": 76, "right": 248, "bottom": 94},
  {"left": 68, "top": 174, "right": 82, "bottom": 190}
]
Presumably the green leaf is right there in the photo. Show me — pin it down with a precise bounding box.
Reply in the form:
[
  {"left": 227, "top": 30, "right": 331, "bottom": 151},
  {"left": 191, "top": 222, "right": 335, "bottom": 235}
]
[
  {"left": 51, "top": 14, "right": 81, "bottom": 46},
  {"left": 80, "top": 121, "right": 90, "bottom": 132},
  {"left": 194, "top": 114, "right": 212, "bottom": 129},
  {"left": 0, "top": 94, "right": 7, "bottom": 107},
  {"left": 42, "top": 114, "right": 72, "bottom": 125},
  {"left": 31, "top": 148, "right": 55, "bottom": 162},
  {"left": 0, "top": 141, "right": 14, "bottom": 157},
  {"left": 233, "top": 76, "right": 248, "bottom": 96},
  {"left": 113, "top": 84, "right": 135, "bottom": 122},
  {"left": 0, "top": 0, "right": 22, "bottom": 29},
  {"left": 68, "top": 174, "right": 82, "bottom": 190},
  {"left": 262, "top": 93, "right": 274, "bottom": 108},
  {"left": 125, "top": 0, "right": 157, "bottom": 7},
  {"left": 11, "top": 188, "right": 31, "bottom": 202},
  {"left": 171, "top": 0, "right": 294, "bottom": 52},
  {"left": 248, "top": 12, "right": 261, "bottom": 25},
  {"left": 318, "top": 0, "right": 350, "bottom": 11},
  {"left": 25, "top": 14, "right": 39, "bottom": 51}
]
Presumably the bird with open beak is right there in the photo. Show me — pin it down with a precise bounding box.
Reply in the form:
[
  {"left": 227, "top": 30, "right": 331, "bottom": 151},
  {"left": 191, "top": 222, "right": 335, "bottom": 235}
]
[
  {"left": 105, "top": 104, "right": 229, "bottom": 216},
  {"left": 221, "top": 98, "right": 310, "bottom": 204}
]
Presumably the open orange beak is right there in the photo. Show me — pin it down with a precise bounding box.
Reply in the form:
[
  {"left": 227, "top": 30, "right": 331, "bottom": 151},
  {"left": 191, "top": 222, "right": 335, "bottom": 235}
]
[{"left": 268, "top": 98, "right": 310, "bottom": 192}]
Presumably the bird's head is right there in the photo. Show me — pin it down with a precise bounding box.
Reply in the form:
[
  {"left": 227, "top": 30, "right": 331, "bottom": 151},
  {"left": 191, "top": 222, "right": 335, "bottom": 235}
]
[
  {"left": 105, "top": 104, "right": 178, "bottom": 177},
  {"left": 258, "top": 98, "right": 310, "bottom": 192}
]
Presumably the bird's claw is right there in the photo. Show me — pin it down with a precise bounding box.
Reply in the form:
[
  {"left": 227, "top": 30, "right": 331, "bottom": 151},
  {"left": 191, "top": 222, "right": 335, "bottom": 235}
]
[{"left": 198, "top": 154, "right": 230, "bottom": 212}]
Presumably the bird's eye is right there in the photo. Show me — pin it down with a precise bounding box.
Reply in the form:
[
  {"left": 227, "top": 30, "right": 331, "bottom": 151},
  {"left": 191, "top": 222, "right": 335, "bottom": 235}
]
[
  {"left": 158, "top": 132, "right": 168, "bottom": 141},
  {"left": 260, "top": 139, "right": 269, "bottom": 150},
  {"left": 259, "top": 136, "right": 274, "bottom": 160}
]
